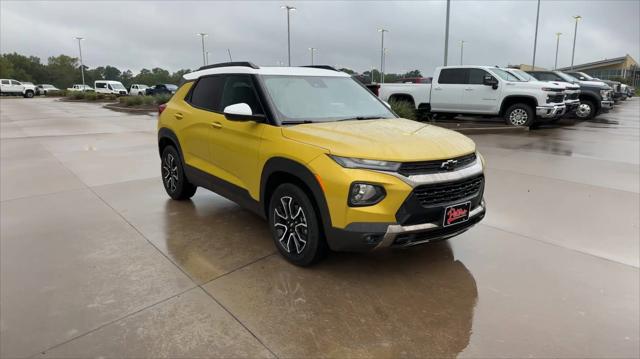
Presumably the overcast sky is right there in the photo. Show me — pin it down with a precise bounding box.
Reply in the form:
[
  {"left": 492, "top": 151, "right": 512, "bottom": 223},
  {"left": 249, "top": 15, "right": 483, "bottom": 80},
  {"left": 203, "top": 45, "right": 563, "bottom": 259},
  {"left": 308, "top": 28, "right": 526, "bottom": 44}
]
[{"left": 2, "top": 0, "right": 639, "bottom": 75}]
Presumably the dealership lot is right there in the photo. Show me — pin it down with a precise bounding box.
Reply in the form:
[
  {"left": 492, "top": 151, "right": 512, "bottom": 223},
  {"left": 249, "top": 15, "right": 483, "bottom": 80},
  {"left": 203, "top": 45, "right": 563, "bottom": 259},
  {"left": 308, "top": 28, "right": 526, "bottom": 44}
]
[{"left": 1, "top": 98, "right": 638, "bottom": 357}]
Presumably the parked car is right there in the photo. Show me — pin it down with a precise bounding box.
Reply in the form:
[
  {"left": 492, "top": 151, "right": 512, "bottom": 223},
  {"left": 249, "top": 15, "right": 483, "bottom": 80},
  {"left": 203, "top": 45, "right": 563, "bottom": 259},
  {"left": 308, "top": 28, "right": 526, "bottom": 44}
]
[
  {"left": 506, "top": 68, "right": 580, "bottom": 117},
  {"left": 129, "top": 84, "right": 149, "bottom": 96},
  {"left": 36, "top": 84, "right": 61, "bottom": 95},
  {"left": 625, "top": 85, "right": 634, "bottom": 97},
  {"left": 146, "top": 84, "right": 178, "bottom": 96},
  {"left": 0, "top": 79, "right": 36, "bottom": 98},
  {"left": 567, "top": 72, "right": 621, "bottom": 102},
  {"left": 67, "top": 84, "right": 94, "bottom": 92},
  {"left": 619, "top": 84, "right": 629, "bottom": 100},
  {"left": 157, "top": 61, "right": 486, "bottom": 266},
  {"left": 398, "top": 77, "right": 432, "bottom": 84},
  {"left": 377, "top": 65, "right": 567, "bottom": 126},
  {"left": 528, "top": 71, "right": 613, "bottom": 120},
  {"left": 95, "top": 80, "right": 128, "bottom": 96}
]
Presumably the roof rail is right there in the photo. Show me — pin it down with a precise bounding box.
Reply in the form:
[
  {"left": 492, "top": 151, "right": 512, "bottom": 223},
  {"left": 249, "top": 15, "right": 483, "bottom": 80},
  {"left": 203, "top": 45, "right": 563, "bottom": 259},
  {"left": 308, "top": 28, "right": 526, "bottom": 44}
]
[
  {"left": 300, "top": 65, "right": 339, "bottom": 71},
  {"left": 197, "top": 62, "right": 260, "bottom": 71}
]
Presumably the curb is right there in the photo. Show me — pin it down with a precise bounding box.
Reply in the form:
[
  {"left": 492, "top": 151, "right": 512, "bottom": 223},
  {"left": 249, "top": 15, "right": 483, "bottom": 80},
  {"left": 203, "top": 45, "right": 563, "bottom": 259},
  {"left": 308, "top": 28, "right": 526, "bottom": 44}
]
[{"left": 103, "top": 103, "right": 155, "bottom": 113}]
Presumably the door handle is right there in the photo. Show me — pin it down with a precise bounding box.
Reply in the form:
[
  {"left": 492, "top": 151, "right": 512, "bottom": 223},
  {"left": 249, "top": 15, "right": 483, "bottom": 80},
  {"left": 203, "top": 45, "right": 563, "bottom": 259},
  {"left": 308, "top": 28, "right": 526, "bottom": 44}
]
[
  {"left": 434, "top": 87, "right": 442, "bottom": 91},
  {"left": 465, "top": 88, "right": 474, "bottom": 91},
  {"left": 174, "top": 113, "right": 183, "bottom": 120},
  {"left": 211, "top": 122, "right": 223, "bottom": 129}
]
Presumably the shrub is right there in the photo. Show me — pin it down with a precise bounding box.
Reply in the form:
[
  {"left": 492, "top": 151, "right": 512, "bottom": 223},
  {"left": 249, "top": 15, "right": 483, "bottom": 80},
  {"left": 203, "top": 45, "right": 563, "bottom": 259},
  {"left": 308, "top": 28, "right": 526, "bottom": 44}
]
[
  {"left": 70, "top": 91, "right": 85, "bottom": 100},
  {"left": 124, "top": 96, "right": 143, "bottom": 107},
  {"left": 118, "top": 96, "right": 127, "bottom": 104},
  {"left": 142, "top": 96, "right": 155, "bottom": 106},
  {"left": 154, "top": 94, "right": 171, "bottom": 105},
  {"left": 105, "top": 94, "right": 117, "bottom": 101},
  {"left": 389, "top": 99, "right": 417, "bottom": 121},
  {"left": 84, "top": 92, "right": 97, "bottom": 101},
  {"left": 96, "top": 93, "right": 105, "bottom": 100}
]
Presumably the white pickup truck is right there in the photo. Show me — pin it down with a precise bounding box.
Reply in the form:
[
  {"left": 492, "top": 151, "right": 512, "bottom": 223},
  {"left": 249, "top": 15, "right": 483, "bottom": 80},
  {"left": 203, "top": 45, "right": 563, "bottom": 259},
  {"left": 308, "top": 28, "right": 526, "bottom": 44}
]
[
  {"left": 0, "top": 79, "right": 36, "bottom": 98},
  {"left": 378, "top": 65, "right": 567, "bottom": 126}
]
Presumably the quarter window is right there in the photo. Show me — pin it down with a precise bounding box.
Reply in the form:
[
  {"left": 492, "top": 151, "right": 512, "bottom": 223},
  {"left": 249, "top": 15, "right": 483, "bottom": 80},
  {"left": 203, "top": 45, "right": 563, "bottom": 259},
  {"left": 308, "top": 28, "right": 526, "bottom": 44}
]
[{"left": 189, "top": 76, "right": 225, "bottom": 111}]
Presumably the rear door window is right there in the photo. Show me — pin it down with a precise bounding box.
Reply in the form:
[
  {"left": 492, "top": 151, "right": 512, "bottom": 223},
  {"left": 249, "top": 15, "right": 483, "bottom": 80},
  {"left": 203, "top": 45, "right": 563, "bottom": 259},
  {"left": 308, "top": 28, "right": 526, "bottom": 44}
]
[
  {"left": 1, "top": 80, "right": 10, "bottom": 85},
  {"left": 438, "top": 69, "right": 466, "bottom": 84},
  {"left": 189, "top": 76, "right": 225, "bottom": 111}
]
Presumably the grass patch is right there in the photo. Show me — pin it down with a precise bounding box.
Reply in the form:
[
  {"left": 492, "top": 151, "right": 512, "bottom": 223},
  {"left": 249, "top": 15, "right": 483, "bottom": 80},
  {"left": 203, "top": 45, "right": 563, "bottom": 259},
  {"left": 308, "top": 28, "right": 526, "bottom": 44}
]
[{"left": 389, "top": 99, "right": 417, "bottom": 121}]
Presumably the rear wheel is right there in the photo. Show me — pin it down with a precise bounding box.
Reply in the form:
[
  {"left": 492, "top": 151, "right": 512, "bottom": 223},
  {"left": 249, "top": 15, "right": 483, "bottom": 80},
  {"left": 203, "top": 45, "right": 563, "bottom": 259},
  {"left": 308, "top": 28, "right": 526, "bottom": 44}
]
[
  {"left": 504, "top": 103, "right": 534, "bottom": 126},
  {"left": 268, "top": 183, "right": 327, "bottom": 266},
  {"left": 161, "top": 146, "right": 196, "bottom": 200},
  {"left": 575, "top": 100, "right": 596, "bottom": 120}
]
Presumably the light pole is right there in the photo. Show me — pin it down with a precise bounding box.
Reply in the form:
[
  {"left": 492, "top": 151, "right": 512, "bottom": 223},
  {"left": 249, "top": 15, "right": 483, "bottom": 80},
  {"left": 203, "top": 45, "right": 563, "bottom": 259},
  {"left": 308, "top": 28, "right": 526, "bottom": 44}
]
[
  {"left": 205, "top": 51, "right": 210, "bottom": 66},
  {"left": 443, "top": 0, "right": 451, "bottom": 65},
  {"left": 74, "top": 37, "right": 85, "bottom": 91},
  {"left": 378, "top": 28, "right": 388, "bottom": 83},
  {"left": 554, "top": 32, "right": 562, "bottom": 69},
  {"left": 308, "top": 47, "right": 317, "bottom": 65},
  {"left": 227, "top": 48, "right": 233, "bottom": 62},
  {"left": 570, "top": 15, "right": 582, "bottom": 70},
  {"left": 197, "top": 33, "right": 208, "bottom": 66},
  {"left": 282, "top": 5, "right": 296, "bottom": 66},
  {"left": 532, "top": 0, "right": 540, "bottom": 68},
  {"left": 383, "top": 48, "right": 389, "bottom": 83},
  {"left": 370, "top": 65, "right": 376, "bottom": 83},
  {"left": 460, "top": 40, "right": 465, "bottom": 65}
]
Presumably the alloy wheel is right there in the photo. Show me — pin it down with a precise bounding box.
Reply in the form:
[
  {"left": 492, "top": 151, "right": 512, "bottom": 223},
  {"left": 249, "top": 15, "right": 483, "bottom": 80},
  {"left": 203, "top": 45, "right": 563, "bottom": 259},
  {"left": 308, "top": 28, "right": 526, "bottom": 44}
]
[
  {"left": 162, "top": 153, "right": 179, "bottom": 193},
  {"left": 273, "top": 196, "right": 308, "bottom": 254},
  {"left": 509, "top": 108, "right": 528, "bottom": 126}
]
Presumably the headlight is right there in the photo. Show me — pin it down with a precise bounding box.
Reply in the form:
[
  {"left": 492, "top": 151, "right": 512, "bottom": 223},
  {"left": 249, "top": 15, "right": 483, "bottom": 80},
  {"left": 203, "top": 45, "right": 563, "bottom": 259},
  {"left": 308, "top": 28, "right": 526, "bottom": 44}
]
[
  {"left": 348, "top": 182, "right": 386, "bottom": 206},
  {"left": 541, "top": 87, "right": 556, "bottom": 91},
  {"left": 329, "top": 155, "right": 401, "bottom": 171},
  {"left": 600, "top": 89, "right": 609, "bottom": 98}
]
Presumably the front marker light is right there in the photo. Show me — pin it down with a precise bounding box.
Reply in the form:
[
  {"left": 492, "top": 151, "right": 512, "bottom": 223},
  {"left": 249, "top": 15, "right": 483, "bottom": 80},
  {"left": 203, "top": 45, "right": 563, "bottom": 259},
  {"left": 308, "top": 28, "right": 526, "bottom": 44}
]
[
  {"left": 348, "top": 182, "right": 386, "bottom": 207},
  {"left": 329, "top": 155, "right": 401, "bottom": 171}
]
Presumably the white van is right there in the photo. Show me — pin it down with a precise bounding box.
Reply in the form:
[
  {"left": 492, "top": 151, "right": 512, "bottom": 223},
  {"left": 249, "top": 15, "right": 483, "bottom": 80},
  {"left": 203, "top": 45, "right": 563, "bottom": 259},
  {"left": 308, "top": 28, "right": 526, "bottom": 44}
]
[{"left": 94, "top": 80, "right": 128, "bottom": 96}]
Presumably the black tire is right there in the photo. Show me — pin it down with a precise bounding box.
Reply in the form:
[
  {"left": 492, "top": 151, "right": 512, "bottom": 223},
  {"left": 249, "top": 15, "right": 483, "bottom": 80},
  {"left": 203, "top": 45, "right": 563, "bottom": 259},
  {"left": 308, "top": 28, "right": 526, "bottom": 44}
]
[
  {"left": 268, "top": 183, "right": 327, "bottom": 266},
  {"left": 575, "top": 100, "right": 596, "bottom": 120},
  {"left": 503, "top": 103, "right": 534, "bottom": 126},
  {"left": 24, "top": 91, "right": 34, "bottom": 98},
  {"left": 161, "top": 146, "right": 196, "bottom": 200}
]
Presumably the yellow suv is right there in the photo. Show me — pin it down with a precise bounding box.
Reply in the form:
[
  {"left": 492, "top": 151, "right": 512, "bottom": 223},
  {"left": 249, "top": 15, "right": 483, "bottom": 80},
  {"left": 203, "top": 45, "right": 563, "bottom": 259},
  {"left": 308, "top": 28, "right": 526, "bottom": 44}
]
[{"left": 158, "top": 62, "right": 486, "bottom": 266}]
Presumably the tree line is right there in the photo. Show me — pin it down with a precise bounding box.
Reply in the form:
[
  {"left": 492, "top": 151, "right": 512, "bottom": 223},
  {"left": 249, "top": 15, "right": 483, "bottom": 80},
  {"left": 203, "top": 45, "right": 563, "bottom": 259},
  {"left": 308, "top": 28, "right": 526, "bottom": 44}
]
[
  {"left": 0, "top": 52, "right": 423, "bottom": 89},
  {"left": 0, "top": 52, "right": 191, "bottom": 89}
]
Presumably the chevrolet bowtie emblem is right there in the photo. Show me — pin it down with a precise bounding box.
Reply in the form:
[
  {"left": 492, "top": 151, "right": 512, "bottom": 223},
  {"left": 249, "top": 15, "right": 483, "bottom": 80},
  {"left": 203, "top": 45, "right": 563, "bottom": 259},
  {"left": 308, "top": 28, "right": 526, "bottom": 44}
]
[{"left": 441, "top": 159, "right": 458, "bottom": 171}]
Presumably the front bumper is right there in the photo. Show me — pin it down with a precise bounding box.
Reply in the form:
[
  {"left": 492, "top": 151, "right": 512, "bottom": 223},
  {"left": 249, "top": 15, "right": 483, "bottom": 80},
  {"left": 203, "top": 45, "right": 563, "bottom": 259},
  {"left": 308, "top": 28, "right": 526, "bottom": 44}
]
[
  {"left": 601, "top": 100, "right": 614, "bottom": 110},
  {"left": 536, "top": 104, "right": 566, "bottom": 118}
]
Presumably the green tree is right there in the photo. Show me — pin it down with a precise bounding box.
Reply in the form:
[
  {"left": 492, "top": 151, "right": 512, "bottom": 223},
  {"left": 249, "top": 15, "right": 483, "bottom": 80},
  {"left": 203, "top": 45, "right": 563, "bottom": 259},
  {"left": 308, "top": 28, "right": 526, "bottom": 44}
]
[
  {"left": 47, "top": 55, "right": 79, "bottom": 88},
  {"left": 103, "top": 65, "right": 121, "bottom": 81}
]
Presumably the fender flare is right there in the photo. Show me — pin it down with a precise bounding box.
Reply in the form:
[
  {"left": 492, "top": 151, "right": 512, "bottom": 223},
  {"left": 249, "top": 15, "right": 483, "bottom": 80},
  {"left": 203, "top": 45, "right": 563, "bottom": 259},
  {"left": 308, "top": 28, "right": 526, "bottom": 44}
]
[
  {"left": 157, "top": 127, "right": 184, "bottom": 162},
  {"left": 260, "top": 157, "right": 332, "bottom": 230}
]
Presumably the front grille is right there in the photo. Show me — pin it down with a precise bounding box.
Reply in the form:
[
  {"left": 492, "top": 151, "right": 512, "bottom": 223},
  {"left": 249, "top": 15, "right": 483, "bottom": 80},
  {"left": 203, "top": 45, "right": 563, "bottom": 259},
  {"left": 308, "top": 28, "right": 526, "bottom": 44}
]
[
  {"left": 413, "top": 175, "right": 484, "bottom": 207},
  {"left": 567, "top": 93, "right": 579, "bottom": 100},
  {"left": 547, "top": 94, "right": 565, "bottom": 103},
  {"left": 398, "top": 153, "right": 476, "bottom": 177}
]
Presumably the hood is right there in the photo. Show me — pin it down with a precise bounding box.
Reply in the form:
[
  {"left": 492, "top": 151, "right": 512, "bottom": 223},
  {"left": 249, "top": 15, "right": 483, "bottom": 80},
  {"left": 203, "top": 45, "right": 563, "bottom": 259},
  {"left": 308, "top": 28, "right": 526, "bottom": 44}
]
[
  {"left": 549, "top": 81, "right": 580, "bottom": 90},
  {"left": 579, "top": 80, "right": 610, "bottom": 88},
  {"left": 516, "top": 81, "right": 564, "bottom": 91},
  {"left": 282, "top": 118, "right": 476, "bottom": 162}
]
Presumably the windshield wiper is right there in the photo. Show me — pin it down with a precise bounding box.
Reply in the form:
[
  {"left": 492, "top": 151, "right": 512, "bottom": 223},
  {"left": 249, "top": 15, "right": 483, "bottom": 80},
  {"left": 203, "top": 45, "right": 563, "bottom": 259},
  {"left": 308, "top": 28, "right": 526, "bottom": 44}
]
[
  {"left": 337, "top": 116, "right": 384, "bottom": 121},
  {"left": 280, "top": 120, "right": 315, "bottom": 125}
]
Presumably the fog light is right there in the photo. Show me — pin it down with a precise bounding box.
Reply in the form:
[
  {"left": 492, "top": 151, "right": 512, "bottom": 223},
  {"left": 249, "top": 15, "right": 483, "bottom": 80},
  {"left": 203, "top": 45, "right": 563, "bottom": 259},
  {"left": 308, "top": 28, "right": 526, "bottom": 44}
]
[{"left": 348, "top": 182, "right": 386, "bottom": 207}]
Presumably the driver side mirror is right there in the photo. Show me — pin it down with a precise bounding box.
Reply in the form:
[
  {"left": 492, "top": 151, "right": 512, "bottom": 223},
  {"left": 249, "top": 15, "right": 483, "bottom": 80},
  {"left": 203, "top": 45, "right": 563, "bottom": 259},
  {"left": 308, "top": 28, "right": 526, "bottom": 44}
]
[
  {"left": 483, "top": 75, "right": 499, "bottom": 89},
  {"left": 223, "top": 103, "right": 265, "bottom": 122}
]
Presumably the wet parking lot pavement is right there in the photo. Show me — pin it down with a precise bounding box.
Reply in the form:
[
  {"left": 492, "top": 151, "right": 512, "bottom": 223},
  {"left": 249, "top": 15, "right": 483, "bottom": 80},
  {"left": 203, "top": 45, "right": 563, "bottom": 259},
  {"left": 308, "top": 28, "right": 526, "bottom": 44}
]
[{"left": 1, "top": 97, "right": 638, "bottom": 358}]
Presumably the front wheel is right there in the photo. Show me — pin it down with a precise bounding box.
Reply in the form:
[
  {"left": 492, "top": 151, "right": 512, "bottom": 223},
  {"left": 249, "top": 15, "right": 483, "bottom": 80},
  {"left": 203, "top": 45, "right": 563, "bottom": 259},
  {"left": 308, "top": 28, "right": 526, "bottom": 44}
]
[
  {"left": 161, "top": 146, "right": 196, "bottom": 200},
  {"left": 504, "top": 103, "right": 534, "bottom": 126},
  {"left": 24, "top": 91, "right": 34, "bottom": 98},
  {"left": 575, "top": 100, "right": 595, "bottom": 120},
  {"left": 268, "top": 183, "right": 327, "bottom": 266}
]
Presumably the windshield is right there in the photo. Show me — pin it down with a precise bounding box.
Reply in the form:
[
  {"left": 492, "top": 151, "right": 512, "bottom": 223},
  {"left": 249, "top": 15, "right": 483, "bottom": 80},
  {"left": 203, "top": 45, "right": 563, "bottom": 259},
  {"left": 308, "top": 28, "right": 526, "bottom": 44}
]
[
  {"left": 555, "top": 72, "right": 579, "bottom": 83},
  {"left": 492, "top": 68, "right": 523, "bottom": 82},
  {"left": 110, "top": 83, "right": 126, "bottom": 90},
  {"left": 166, "top": 84, "right": 177, "bottom": 90},
  {"left": 261, "top": 75, "right": 395, "bottom": 123},
  {"left": 576, "top": 72, "right": 594, "bottom": 80},
  {"left": 509, "top": 69, "right": 537, "bottom": 82}
]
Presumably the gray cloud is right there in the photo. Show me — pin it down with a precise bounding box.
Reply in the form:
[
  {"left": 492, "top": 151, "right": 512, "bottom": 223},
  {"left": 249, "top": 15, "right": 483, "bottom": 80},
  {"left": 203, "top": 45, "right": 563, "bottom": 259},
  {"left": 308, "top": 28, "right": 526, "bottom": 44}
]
[{"left": 1, "top": 0, "right": 638, "bottom": 75}]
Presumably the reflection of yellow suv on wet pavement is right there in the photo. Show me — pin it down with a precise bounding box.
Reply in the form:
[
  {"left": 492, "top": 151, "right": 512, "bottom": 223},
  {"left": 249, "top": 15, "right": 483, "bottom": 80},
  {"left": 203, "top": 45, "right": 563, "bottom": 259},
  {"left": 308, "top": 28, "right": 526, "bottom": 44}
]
[{"left": 157, "top": 62, "right": 486, "bottom": 266}]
